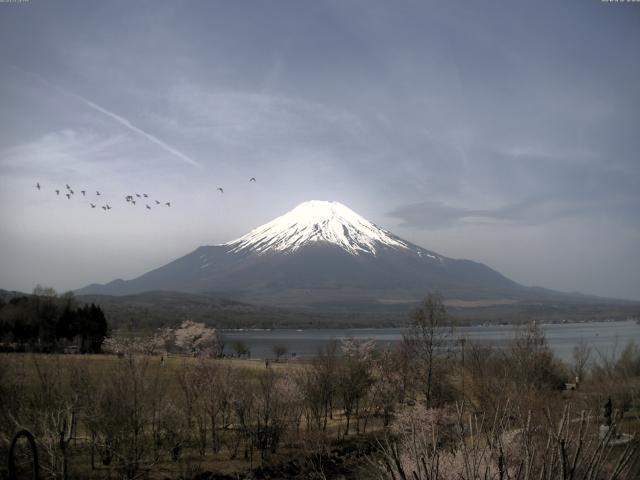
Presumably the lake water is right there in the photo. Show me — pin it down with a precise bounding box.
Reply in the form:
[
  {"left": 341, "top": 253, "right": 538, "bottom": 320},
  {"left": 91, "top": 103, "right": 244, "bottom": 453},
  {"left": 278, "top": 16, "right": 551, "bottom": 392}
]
[{"left": 222, "top": 320, "right": 640, "bottom": 362}]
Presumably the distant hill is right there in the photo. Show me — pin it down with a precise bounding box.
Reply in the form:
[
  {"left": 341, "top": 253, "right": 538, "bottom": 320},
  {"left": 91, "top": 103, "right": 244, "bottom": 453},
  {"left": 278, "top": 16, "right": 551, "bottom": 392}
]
[
  {"left": 74, "top": 290, "right": 407, "bottom": 330},
  {"left": 76, "top": 291, "right": 640, "bottom": 330},
  {"left": 3, "top": 288, "right": 637, "bottom": 330},
  {"left": 0, "top": 289, "right": 31, "bottom": 304}
]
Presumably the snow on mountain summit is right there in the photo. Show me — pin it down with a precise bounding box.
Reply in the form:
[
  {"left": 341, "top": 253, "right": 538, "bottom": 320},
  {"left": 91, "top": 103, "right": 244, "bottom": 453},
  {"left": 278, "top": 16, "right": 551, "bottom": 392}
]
[{"left": 225, "top": 200, "right": 411, "bottom": 255}]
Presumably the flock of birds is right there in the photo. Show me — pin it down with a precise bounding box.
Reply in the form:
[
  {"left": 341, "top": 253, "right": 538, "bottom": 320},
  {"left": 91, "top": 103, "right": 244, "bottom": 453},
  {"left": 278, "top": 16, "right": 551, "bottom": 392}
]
[{"left": 34, "top": 177, "right": 257, "bottom": 211}]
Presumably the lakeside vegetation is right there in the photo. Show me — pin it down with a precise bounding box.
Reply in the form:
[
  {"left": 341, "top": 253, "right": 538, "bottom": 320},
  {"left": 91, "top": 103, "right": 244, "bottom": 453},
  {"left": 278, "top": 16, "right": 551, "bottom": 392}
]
[{"left": 1, "top": 293, "right": 639, "bottom": 479}]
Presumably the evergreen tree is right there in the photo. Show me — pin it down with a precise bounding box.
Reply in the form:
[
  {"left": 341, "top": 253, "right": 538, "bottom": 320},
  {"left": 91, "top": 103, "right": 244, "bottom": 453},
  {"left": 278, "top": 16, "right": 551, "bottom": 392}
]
[{"left": 0, "top": 289, "right": 108, "bottom": 353}]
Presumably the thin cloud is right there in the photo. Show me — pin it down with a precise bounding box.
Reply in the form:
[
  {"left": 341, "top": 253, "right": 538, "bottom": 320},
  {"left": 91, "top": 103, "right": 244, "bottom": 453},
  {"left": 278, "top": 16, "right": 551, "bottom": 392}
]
[
  {"left": 389, "top": 195, "right": 640, "bottom": 230},
  {"left": 72, "top": 94, "right": 200, "bottom": 168},
  {"left": 9, "top": 65, "right": 200, "bottom": 168}
]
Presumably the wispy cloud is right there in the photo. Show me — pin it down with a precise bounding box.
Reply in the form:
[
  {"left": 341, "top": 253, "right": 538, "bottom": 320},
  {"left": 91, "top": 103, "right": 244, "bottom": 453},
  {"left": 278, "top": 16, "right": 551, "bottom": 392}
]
[
  {"left": 157, "top": 85, "right": 367, "bottom": 149},
  {"left": 71, "top": 94, "right": 200, "bottom": 168},
  {"left": 8, "top": 65, "right": 200, "bottom": 168},
  {"left": 389, "top": 194, "right": 640, "bottom": 230},
  {"left": 0, "top": 129, "right": 149, "bottom": 187}
]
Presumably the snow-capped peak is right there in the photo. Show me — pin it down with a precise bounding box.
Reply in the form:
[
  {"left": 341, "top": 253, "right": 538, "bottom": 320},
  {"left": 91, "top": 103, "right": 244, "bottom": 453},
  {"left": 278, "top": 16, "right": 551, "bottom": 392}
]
[{"left": 225, "top": 200, "right": 411, "bottom": 255}]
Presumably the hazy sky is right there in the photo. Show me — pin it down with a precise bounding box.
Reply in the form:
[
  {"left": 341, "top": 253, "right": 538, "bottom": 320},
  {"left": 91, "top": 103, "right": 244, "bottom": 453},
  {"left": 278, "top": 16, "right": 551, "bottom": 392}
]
[{"left": 1, "top": 0, "right": 639, "bottom": 300}]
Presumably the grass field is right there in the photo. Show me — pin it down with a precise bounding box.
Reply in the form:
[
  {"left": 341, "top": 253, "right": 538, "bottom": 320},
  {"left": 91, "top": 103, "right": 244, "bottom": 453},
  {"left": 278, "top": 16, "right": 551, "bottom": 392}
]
[
  {"left": 3, "top": 340, "right": 640, "bottom": 480},
  {"left": 0, "top": 352, "right": 378, "bottom": 479}
]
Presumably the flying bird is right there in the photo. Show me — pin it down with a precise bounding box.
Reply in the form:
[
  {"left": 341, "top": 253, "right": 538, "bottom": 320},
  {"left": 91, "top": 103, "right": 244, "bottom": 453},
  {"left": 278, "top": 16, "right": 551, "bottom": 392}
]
[
  {"left": 66, "top": 184, "right": 70, "bottom": 190},
  {"left": 90, "top": 203, "right": 96, "bottom": 208},
  {"left": 165, "top": 202, "right": 171, "bottom": 207},
  {"left": 81, "top": 190, "right": 86, "bottom": 196},
  {"left": 102, "top": 206, "right": 107, "bottom": 211},
  {"left": 55, "top": 189, "right": 60, "bottom": 195},
  {"left": 146, "top": 204, "right": 151, "bottom": 210},
  {"left": 217, "top": 187, "right": 224, "bottom": 194},
  {"left": 135, "top": 193, "right": 141, "bottom": 198},
  {"left": 36, "top": 182, "right": 41, "bottom": 190},
  {"left": 106, "top": 204, "right": 111, "bottom": 210},
  {"left": 143, "top": 193, "right": 148, "bottom": 198},
  {"left": 96, "top": 191, "right": 101, "bottom": 196},
  {"left": 250, "top": 177, "right": 256, "bottom": 182},
  {"left": 69, "top": 189, "right": 74, "bottom": 195},
  {"left": 155, "top": 200, "right": 160, "bottom": 205}
]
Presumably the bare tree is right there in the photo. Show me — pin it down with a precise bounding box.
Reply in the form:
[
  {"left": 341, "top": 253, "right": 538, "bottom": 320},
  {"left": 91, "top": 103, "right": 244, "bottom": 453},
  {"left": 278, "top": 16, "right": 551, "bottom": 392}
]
[
  {"left": 175, "top": 359, "right": 206, "bottom": 456},
  {"left": 464, "top": 343, "right": 507, "bottom": 414},
  {"left": 406, "top": 293, "right": 452, "bottom": 407},
  {"left": 26, "top": 357, "right": 79, "bottom": 480},
  {"left": 302, "top": 340, "right": 339, "bottom": 431},
  {"left": 253, "top": 368, "right": 289, "bottom": 460},
  {"left": 572, "top": 337, "right": 592, "bottom": 383},
  {"left": 228, "top": 372, "right": 256, "bottom": 464},
  {"left": 371, "top": 347, "right": 403, "bottom": 427},
  {"left": 509, "top": 321, "right": 567, "bottom": 393},
  {"left": 92, "top": 354, "right": 165, "bottom": 479},
  {"left": 197, "top": 359, "right": 225, "bottom": 454},
  {"left": 338, "top": 337, "right": 375, "bottom": 436}
]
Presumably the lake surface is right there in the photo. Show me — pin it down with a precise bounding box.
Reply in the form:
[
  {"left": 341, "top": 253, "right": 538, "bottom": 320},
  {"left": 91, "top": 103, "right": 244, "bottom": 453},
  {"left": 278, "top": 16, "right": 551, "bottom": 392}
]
[{"left": 222, "top": 320, "right": 640, "bottom": 362}]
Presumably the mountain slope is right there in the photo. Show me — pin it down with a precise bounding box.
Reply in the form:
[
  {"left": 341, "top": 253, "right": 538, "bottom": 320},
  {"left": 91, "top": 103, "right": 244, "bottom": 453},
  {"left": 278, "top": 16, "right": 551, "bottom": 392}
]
[{"left": 76, "top": 200, "right": 579, "bottom": 309}]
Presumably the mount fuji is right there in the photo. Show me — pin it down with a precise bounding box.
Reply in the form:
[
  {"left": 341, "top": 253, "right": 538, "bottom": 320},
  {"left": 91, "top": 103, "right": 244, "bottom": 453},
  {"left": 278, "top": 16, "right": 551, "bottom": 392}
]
[{"left": 76, "top": 200, "right": 574, "bottom": 310}]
